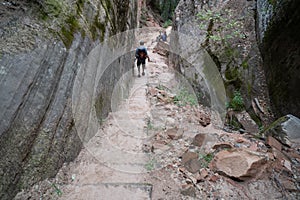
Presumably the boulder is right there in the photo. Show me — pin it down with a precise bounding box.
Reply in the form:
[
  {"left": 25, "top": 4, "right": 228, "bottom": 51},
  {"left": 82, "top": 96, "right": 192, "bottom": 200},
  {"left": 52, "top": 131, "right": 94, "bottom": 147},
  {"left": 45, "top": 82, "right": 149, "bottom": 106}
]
[
  {"left": 210, "top": 149, "right": 267, "bottom": 181},
  {"left": 234, "top": 111, "right": 259, "bottom": 134},
  {"left": 264, "top": 114, "right": 300, "bottom": 148},
  {"left": 153, "top": 41, "right": 169, "bottom": 56}
]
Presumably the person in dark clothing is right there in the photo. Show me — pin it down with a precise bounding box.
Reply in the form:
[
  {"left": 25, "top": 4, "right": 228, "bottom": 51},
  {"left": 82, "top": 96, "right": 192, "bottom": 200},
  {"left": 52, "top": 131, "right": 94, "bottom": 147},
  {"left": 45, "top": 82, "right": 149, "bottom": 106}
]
[
  {"left": 161, "top": 31, "right": 167, "bottom": 42},
  {"left": 135, "top": 41, "right": 150, "bottom": 77}
]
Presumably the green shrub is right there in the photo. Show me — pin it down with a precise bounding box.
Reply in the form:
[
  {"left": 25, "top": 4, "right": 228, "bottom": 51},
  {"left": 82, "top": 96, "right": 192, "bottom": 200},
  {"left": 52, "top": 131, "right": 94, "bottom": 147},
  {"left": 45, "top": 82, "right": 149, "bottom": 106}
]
[
  {"left": 198, "top": 153, "right": 214, "bottom": 168},
  {"left": 173, "top": 88, "right": 197, "bottom": 106},
  {"left": 229, "top": 91, "right": 244, "bottom": 111},
  {"left": 163, "top": 19, "right": 172, "bottom": 28},
  {"left": 197, "top": 9, "right": 244, "bottom": 43}
]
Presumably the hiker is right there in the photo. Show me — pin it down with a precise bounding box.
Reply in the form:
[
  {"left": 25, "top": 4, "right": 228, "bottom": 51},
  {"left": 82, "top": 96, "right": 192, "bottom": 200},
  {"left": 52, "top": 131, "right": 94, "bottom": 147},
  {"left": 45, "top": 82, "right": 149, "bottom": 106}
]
[
  {"left": 135, "top": 41, "right": 150, "bottom": 77},
  {"left": 156, "top": 31, "right": 162, "bottom": 42},
  {"left": 161, "top": 31, "right": 167, "bottom": 42}
]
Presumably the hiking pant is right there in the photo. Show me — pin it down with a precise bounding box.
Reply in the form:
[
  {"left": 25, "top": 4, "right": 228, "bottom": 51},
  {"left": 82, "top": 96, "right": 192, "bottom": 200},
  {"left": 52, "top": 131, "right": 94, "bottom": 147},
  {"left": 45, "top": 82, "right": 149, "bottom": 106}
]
[{"left": 137, "top": 59, "right": 146, "bottom": 73}]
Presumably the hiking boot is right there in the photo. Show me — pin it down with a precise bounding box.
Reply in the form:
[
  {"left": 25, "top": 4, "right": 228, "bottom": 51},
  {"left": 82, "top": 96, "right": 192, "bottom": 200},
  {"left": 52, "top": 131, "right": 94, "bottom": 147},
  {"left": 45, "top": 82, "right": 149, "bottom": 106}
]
[{"left": 142, "top": 72, "right": 145, "bottom": 76}]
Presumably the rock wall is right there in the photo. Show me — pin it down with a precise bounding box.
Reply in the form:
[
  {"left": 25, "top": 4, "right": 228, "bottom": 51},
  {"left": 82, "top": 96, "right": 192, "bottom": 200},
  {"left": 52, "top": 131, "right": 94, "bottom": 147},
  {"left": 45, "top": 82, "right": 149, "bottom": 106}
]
[
  {"left": 172, "top": 0, "right": 271, "bottom": 125},
  {"left": 0, "top": 0, "right": 137, "bottom": 199},
  {"left": 257, "top": 0, "right": 300, "bottom": 118}
]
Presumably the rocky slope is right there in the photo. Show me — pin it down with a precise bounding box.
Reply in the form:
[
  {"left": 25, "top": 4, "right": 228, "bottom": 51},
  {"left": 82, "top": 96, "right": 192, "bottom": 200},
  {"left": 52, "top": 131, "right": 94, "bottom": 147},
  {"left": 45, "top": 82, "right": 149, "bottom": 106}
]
[
  {"left": 0, "top": 0, "right": 137, "bottom": 199},
  {"left": 171, "top": 0, "right": 273, "bottom": 131}
]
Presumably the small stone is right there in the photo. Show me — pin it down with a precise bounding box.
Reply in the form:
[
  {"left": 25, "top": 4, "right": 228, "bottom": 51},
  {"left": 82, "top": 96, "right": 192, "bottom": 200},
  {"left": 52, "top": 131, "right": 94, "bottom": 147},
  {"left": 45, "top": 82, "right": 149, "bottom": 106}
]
[
  {"left": 236, "top": 138, "right": 246, "bottom": 143},
  {"left": 272, "top": 148, "right": 288, "bottom": 161},
  {"left": 166, "top": 128, "right": 184, "bottom": 140},
  {"left": 196, "top": 168, "right": 209, "bottom": 181},
  {"left": 192, "top": 134, "right": 206, "bottom": 147},
  {"left": 267, "top": 152, "right": 275, "bottom": 161},
  {"left": 196, "top": 112, "right": 211, "bottom": 127},
  {"left": 209, "top": 174, "right": 220, "bottom": 182},
  {"left": 282, "top": 160, "right": 292, "bottom": 172},
  {"left": 148, "top": 87, "right": 158, "bottom": 96},
  {"left": 249, "top": 143, "right": 258, "bottom": 151},
  {"left": 281, "top": 179, "right": 297, "bottom": 191},
  {"left": 166, "top": 117, "right": 176, "bottom": 126},
  {"left": 180, "top": 185, "right": 196, "bottom": 197},
  {"left": 152, "top": 142, "right": 170, "bottom": 152},
  {"left": 234, "top": 111, "right": 259, "bottom": 133},
  {"left": 266, "top": 136, "right": 282, "bottom": 150}
]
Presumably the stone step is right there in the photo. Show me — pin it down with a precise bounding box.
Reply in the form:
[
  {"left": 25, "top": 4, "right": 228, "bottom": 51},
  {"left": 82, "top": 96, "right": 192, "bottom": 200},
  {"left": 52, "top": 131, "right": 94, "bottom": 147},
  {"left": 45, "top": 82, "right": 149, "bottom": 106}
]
[
  {"left": 60, "top": 183, "right": 152, "bottom": 200},
  {"left": 85, "top": 135, "right": 152, "bottom": 173}
]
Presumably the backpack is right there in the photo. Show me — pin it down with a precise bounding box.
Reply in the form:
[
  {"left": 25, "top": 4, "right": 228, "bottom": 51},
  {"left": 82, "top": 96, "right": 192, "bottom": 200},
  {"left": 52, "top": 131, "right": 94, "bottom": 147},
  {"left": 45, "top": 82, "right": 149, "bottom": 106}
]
[{"left": 137, "top": 47, "right": 147, "bottom": 59}]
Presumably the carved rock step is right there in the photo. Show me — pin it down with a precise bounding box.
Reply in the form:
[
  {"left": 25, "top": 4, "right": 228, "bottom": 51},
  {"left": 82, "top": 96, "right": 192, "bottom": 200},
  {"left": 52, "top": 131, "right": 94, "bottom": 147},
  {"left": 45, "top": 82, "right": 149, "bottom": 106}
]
[{"left": 60, "top": 183, "right": 152, "bottom": 200}]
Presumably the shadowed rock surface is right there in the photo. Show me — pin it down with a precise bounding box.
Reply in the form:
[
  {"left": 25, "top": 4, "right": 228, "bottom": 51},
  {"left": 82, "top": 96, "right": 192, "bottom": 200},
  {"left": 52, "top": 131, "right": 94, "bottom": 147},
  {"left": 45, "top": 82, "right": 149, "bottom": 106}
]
[
  {"left": 257, "top": 0, "right": 300, "bottom": 118},
  {"left": 0, "top": 0, "right": 137, "bottom": 199}
]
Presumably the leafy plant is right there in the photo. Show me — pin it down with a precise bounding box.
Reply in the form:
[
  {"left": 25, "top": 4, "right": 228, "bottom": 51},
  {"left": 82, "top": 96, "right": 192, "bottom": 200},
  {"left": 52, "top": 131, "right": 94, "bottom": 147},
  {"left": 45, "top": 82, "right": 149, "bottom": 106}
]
[
  {"left": 198, "top": 153, "right": 214, "bottom": 168},
  {"left": 163, "top": 19, "right": 172, "bottom": 28},
  {"left": 145, "top": 158, "right": 156, "bottom": 171},
  {"left": 229, "top": 91, "right": 245, "bottom": 111},
  {"left": 146, "top": 118, "right": 154, "bottom": 131},
  {"left": 51, "top": 183, "right": 62, "bottom": 196},
  {"left": 197, "top": 9, "right": 244, "bottom": 43},
  {"left": 173, "top": 88, "right": 197, "bottom": 106},
  {"left": 41, "top": 0, "right": 68, "bottom": 18}
]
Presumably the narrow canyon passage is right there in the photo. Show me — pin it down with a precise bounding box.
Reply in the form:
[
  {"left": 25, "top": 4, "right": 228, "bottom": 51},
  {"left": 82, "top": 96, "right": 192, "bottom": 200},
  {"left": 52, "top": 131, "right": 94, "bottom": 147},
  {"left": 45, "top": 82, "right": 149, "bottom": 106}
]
[
  {"left": 13, "top": 28, "right": 299, "bottom": 200},
  {"left": 45, "top": 28, "right": 225, "bottom": 199}
]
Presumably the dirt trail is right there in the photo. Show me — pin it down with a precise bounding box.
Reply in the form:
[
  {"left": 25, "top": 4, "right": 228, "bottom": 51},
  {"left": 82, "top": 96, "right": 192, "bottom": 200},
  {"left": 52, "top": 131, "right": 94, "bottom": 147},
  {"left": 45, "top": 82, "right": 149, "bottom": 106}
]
[{"left": 52, "top": 27, "right": 224, "bottom": 199}]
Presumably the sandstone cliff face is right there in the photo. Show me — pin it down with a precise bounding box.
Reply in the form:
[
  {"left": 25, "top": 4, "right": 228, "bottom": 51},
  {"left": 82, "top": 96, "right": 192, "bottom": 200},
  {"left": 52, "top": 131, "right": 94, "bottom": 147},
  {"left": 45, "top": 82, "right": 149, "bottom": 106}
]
[
  {"left": 257, "top": 0, "right": 300, "bottom": 118},
  {"left": 0, "top": 0, "right": 137, "bottom": 199},
  {"left": 172, "top": 0, "right": 270, "bottom": 124}
]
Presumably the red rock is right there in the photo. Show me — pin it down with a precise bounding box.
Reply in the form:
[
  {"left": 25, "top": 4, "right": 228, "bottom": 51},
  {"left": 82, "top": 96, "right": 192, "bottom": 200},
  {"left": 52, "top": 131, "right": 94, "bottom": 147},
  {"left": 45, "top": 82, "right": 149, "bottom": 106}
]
[
  {"left": 200, "top": 168, "right": 209, "bottom": 177},
  {"left": 249, "top": 143, "right": 258, "bottom": 151},
  {"left": 212, "top": 142, "right": 233, "bottom": 150},
  {"left": 236, "top": 138, "right": 246, "bottom": 143},
  {"left": 148, "top": 87, "right": 158, "bottom": 96},
  {"left": 266, "top": 136, "right": 282, "bottom": 150},
  {"left": 209, "top": 174, "right": 220, "bottom": 182},
  {"left": 192, "top": 134, "right": 206, "bottom": 147},
  {"left": 210, "top": 149, "right": 267, "bottom": 180}
]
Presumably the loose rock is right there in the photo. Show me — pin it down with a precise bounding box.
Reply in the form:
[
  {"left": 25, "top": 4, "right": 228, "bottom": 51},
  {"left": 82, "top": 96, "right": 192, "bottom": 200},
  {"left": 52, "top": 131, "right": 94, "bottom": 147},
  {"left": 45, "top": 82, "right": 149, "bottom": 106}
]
[
  {"left": 210, "top": 149, "right": 267, "bottom": 180},
  {"left": 192, "top": 134, "right": 206, "bottom": 147}
]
